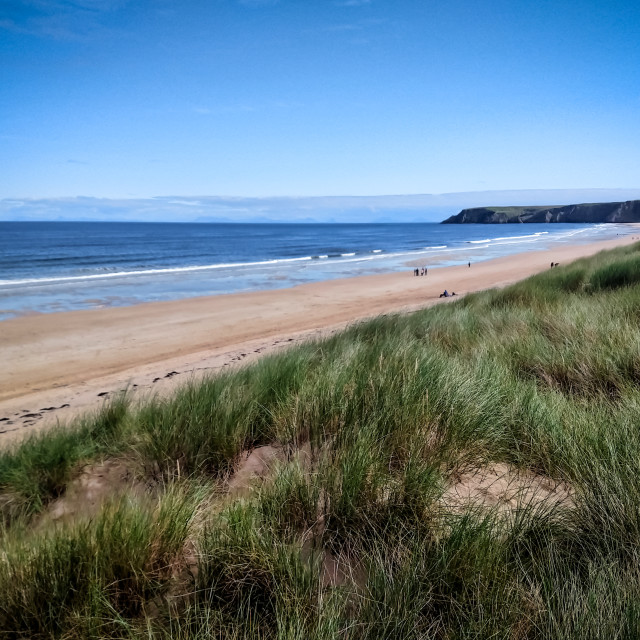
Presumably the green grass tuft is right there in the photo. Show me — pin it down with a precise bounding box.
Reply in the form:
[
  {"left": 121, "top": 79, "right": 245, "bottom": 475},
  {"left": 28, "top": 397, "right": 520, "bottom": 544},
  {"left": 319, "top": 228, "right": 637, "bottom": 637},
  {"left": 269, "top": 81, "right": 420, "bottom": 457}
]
[{"left": 1, "top": 242, "right": 640, "bottom": 636}]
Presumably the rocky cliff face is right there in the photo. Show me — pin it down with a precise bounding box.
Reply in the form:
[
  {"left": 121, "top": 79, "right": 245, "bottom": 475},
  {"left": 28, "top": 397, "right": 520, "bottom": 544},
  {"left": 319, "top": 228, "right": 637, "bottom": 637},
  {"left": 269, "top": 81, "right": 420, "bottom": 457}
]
[{"left": 442, "top": 200, "right": 640, "bottom": 224}]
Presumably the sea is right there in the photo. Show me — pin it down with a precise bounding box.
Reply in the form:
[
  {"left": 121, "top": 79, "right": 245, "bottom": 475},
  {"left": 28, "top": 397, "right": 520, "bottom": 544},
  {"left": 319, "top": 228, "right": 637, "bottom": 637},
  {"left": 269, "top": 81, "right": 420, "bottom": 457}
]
[{"left": 0, "top": 221, "right": 634, "bottom": 321}]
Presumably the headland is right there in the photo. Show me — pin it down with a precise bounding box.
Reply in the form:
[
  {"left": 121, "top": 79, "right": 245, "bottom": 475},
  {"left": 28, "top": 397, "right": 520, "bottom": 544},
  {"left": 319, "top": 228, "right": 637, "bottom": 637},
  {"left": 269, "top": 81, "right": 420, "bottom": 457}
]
[{"left": 442, "top": 199, "right": 640, "bottom": 224}]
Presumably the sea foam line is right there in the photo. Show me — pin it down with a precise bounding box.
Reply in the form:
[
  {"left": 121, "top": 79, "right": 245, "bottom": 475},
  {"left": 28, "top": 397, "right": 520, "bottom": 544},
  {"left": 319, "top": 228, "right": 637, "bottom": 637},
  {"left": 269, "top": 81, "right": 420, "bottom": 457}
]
[
  {"left": 2, "top": 247, "right": 452, "bottom": 287},
  {"left": 492, "top": 232, "right": 549, "bottom": 241},
  {"left": 0, "top": 256, "right": 317, "bottom": 287}
]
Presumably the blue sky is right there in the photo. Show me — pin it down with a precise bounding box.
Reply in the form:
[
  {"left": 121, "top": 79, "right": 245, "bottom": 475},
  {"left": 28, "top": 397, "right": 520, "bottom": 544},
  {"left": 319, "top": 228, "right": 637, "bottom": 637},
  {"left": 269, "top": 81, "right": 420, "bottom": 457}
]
[{"left": 1, "top": 0, "right": 639, "bottom": 208}]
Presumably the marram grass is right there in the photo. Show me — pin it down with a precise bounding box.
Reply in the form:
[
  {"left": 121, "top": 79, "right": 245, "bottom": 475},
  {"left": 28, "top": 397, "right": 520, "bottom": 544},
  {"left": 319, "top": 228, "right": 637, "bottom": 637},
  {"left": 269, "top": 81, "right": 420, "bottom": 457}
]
[{"left": 1, "top": 242, "right": 640, "bottom": 638}]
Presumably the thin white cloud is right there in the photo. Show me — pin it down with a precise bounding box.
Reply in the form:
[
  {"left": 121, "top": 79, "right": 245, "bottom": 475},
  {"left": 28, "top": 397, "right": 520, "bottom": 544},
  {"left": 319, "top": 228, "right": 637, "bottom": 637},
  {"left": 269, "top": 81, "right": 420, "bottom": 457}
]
[
  {"left": 0, "top": 18, "right": 24, "bottom": 34},
  {"left": 1, "top": 0, "right": 129, "bottom": 40},
  {"left": 65, "top": 0, "right": 128, "bottom": 11},
  {"left": 335, "top": 0, "right": 371, "bottom": 6},
  {"left": 18, "top": 0, "right": 127, "bottom": 13},
  {"left": 322, "top": 16, "right": 385, "bottom": 34},
  {"left": 326, "top": 23, "right": 363, "bottom": 32},
  {"left": 237, "top": 0, "right": 279, "bottom": 6},
  {"left": 270, "top": 100, "right": 303, "bottom": 109},
  {"left": 192, "top": 101, "right": 300, "bottom": 116},
  {"left": 166, "top": 200, "right": 203, "bottom": 206}
]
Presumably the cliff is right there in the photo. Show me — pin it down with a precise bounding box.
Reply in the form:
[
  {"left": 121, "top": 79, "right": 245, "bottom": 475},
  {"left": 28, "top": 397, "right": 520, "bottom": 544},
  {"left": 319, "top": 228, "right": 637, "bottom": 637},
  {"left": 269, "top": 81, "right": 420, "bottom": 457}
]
[{"left": 441, "top": 200, "right": 640, "bottom": 224}]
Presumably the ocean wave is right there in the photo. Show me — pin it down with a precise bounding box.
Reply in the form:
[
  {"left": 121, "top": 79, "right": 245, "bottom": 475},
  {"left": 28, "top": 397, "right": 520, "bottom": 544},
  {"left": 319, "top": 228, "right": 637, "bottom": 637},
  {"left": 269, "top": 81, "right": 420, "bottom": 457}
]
[
  {"left": 492, "top": 232, "right": 549, "bottom": 241},
  {"left": 491, "top": 239, "right": 542, "bottom": 246},
  {"left": 0, "top": 255, "right": 317, "bottom": 287},
  {"left": 554, "top": 228, "right": 592, "bottom": 237},
  {"left": 466, "top": 232, "right": 550, "bottom": 246},
  {"left": 335, "top": 256, "right": 375, "bottom": 263}
]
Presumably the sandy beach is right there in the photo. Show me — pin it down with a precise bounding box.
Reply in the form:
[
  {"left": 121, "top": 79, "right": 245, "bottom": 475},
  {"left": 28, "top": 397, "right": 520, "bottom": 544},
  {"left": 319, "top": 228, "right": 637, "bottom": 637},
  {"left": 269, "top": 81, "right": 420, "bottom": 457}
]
[{"left": 0, "top": 235, "right": 636, "bottom": 446}]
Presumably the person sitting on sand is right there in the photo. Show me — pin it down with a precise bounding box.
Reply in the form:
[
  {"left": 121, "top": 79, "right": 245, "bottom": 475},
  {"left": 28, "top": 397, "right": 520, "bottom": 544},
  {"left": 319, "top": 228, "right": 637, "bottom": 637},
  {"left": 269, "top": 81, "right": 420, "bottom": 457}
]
[{"left": 439, "top": 290, "right": 457, "bottom": 298}]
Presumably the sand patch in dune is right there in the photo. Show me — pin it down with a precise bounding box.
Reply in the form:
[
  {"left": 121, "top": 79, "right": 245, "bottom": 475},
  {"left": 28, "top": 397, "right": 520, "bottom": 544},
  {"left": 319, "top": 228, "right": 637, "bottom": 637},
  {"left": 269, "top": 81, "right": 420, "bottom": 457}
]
[
  {"left": 227, "top": 445, "right": 284, "bottom": 497},
  {"left": 441, "top": 462, "right": 572, "bottom": 515},
  {"left": 44, "top": 459, "right": 149, "bottom": 524}
]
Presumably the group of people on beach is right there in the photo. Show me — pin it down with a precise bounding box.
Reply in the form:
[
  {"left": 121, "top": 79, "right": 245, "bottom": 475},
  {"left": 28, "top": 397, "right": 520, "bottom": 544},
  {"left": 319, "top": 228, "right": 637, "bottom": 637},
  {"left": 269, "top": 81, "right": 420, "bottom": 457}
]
[
  {"left": 413, "top": 261, "right": 471, "bottom": 277},
  {"left": 414, "top": 261, "right": 470, "bottom": 277},
  {"left": 413, "top": 263, "right": 458, "bottom": 298},
  {"left": 412, "top": 263, "right": 461, "bottom": 299}
]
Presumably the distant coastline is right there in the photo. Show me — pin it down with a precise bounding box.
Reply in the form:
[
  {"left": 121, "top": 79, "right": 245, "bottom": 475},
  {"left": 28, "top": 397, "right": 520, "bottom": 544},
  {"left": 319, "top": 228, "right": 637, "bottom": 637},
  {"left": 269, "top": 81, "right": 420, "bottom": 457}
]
[
  {"left": 442, "top": 200, "right": 640, "bottom": 224},
  {"left": 4, "top": 190, "right": 640, "bottom": 224}
]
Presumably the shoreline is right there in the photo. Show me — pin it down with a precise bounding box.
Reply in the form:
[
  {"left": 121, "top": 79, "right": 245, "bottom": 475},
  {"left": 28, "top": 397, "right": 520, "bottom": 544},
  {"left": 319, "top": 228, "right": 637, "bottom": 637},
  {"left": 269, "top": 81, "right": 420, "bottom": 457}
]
[
  {"left": 1, "top": 222, "right": 633, "bottom": 322},
  {"left": 1, "top": 234, "right": 637, "bottom": 447}
]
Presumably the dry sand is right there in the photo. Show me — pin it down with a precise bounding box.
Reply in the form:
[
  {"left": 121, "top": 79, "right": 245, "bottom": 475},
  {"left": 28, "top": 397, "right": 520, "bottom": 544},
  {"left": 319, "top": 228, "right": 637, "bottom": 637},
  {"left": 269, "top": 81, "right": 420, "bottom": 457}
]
[{"left": 0, "top": 235, "right": 636, "bottom": 447}]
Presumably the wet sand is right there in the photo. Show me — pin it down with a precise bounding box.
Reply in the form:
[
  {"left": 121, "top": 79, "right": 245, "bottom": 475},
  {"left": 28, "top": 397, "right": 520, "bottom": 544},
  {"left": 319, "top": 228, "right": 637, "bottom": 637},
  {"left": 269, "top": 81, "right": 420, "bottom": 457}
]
[{"left": 0, "top": 235, "right": 636, "bottom": 447}]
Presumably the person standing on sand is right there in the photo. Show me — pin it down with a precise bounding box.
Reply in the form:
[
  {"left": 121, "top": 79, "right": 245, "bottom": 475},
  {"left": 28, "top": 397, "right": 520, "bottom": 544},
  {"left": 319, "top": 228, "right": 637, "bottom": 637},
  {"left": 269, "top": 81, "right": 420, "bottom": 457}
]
[{"left": 468, "top": 261, "right": 471, "bottom": 268}]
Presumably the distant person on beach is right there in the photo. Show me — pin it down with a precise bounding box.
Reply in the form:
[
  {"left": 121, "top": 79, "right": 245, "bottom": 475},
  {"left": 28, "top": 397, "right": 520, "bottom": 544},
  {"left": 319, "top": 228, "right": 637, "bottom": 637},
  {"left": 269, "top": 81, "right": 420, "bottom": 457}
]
[
  {"left": 439, "top": 290, "right": 457, "bottom": 298},
  {"left": 550, "top": 262, "right": 554, "bottom": 268},
  {"left": 468, "top": 261, "right": 471, "bottom": 268},
  {"left": 424, "top": 267, "right": 427, "bottom": 276}
]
